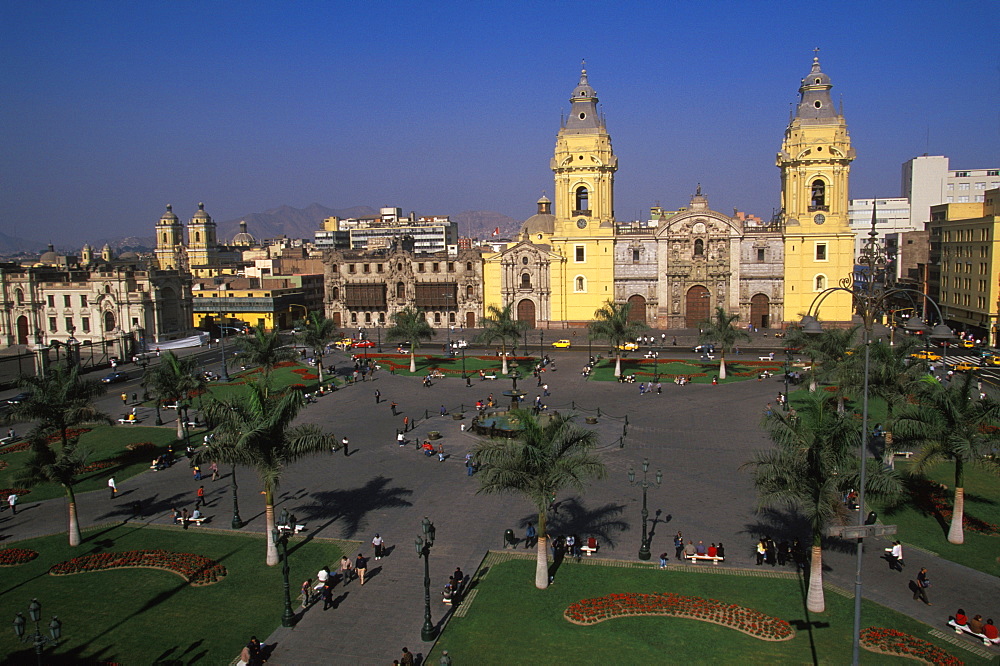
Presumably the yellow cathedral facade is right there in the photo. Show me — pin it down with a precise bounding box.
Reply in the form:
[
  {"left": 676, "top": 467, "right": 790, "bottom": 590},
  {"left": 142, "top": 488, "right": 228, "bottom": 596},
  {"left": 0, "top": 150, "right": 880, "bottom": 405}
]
[{"left": 485, "top": 56, "right": 858, "bottom": 330}]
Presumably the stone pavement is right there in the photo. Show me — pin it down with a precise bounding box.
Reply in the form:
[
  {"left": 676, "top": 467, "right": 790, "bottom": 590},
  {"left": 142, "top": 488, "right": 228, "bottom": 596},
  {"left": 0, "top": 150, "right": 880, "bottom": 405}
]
[{"left": 2, "top": 338, "right": 998, "bottom": 665}]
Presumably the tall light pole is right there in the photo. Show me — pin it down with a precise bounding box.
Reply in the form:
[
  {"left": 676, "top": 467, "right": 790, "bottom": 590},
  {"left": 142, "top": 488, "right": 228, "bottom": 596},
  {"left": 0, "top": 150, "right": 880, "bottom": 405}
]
[
  {"left": 230, "top": 464, "right": 244, "bottom": 529},
  {"left": 539, "top": 330, "right": 544, "bottom": 361},
  {"left": 802, "top": 204, "right": 953, "bottom": 666},
  {"left": 271, "top": 508, "right": 298, "bottom": 627},
  {"left": 627, "top": 458, "right": 662, "bottom": 561},
  {"left": 12, "top": 598, "right": 62, "bottom": 666},
  {"left": 415, "top": 516, "right": 437, "bottom": 641},
  {"left": 783, "top": 347, "right": 791, "bottom": 411}
]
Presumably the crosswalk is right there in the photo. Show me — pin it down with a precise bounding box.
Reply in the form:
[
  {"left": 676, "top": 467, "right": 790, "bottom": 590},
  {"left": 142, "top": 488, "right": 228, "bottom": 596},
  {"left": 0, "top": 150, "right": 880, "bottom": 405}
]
[{"left": 935, "top": 354, "right": 1000, "bottom": 382}]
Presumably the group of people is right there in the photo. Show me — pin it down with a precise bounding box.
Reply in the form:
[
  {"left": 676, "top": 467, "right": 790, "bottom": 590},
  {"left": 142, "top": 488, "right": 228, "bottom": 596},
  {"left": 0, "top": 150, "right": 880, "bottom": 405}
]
[
  {"left": 171, "top": 506, "right": 204, "bottom": 528},
  {"left": 667, "top": 538, "right": 726, "bottom": 566},
  {"left": 949, "top": 609, "right": 1000, "bottom": 644},
  {"left": 755, "top": 536, "right": 807, "bottom": 568},
  {"left": 638, "top": 382, "right": 663, "bottom": 395},
  {"left": 442, "top": 566, "right": 465, "bottom": 604}
]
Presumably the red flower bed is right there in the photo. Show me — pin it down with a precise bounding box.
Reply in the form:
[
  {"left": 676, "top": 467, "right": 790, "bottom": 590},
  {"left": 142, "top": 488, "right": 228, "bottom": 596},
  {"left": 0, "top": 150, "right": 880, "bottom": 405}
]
[
  {"left": 860, "top": 627, "right": 962, "bottom": 665},
  {"left": 0, "top": 441, "right": 31, "bottom": 455},
  {"left": 49, "top": 549, "right": 227, "bottom": 586},
  {"left": 78, "top": 460, "right": 117, "bottom": 473},
  {"left": 44, "top": 428, "right": 92, "bottom": 443},
  {"left": 274, "top": 361, "right": 298, "bottom": 368},
  {"left": 0, "top": 488, "right": 31, "bottom": 501},
  {"left": 291, "top": 368, "right": 318, "bottom": 380},
  {"left": 564, "top": 593, "right": 794, "bottom": 641},
  {"left": 910, "top": 479, "right": 999, "bottom": 535},
  {"left": 0, "top": 548, "right": 39, "bottom": 566}
]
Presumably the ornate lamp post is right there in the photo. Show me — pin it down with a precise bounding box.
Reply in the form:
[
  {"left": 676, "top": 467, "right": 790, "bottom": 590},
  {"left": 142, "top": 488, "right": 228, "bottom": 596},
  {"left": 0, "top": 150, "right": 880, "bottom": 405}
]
[
  {"left": 377, "top": 322, "right": 382, "bottom": 353},
  {"left": 627, "top": 458, "right": 662, "bottom": 561},
  {"left": 218, "top": 321, "right": 232, "bottom": 382},
  {"left": 460, "top": 347, "right": 467, "bottom": 381},
  {"left": 539, "top": 330, "right": 544, "bottom": 361},
  {"left": 803, "top": 205, "right": 953, "bottom": 666},
  {"left": 12, "top": 598, "right": 62, "bottom": 666},
  {"left": 230, "top": 464, "right": 244, "bottom": 529},
  {"left": 271, "top": 508, "right": 298, "bottom": 627},
  {"left": 415, "top": 516, "right": 437, "bottom": 641},
  {"left": 783, "top": 347, "right": 791, "bottom": 411}
]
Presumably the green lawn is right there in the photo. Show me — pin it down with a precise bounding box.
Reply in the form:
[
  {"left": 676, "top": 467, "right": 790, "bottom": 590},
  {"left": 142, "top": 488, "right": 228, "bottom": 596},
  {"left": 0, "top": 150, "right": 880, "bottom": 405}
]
[
  {"left": 1, "top": 426, "right": 183, "bottom": 503},
  {"left": 0, "top": 523, "right": 346, "bottom": 665},
  {"left": 874, "top": 461, "right": 1000, "bottom": 577},
  {"left": 430, "top": 558, "right": 987, "bottom": 664},
  {"left": 363, "top": 353, "right": 538, "bottom": 378},
  {"left": 587, "top": 357, "right": 783, "bottom": 383}
]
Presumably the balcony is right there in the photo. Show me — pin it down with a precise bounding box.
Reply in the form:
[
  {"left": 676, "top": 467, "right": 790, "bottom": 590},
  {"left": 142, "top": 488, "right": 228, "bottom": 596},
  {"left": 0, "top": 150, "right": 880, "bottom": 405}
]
[
  {"left": 808, "top": 205, "right": 830, "bottom": 212},
  {"left": 572, "top": 209, "right": 591, "bottom": 217}
]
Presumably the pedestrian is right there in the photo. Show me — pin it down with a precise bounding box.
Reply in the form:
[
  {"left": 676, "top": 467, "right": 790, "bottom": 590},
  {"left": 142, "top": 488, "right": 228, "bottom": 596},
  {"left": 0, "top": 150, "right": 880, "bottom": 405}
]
[
  {"left": 244, "top": 636, "right": 263, "bottom": 666},
  {"left": 543, "top": 383, "right": 549, "bottom": 397},
  {"left": 397, "top": 431, "right": 406, "bottom": 447},
  {"left": 108, "top": 477, "right": 117, "bottom": 499},
  {"left": 403, "top": 416, "right": 409, "bottom": 432},
  {"left": 400, "top": 647, "right": 414, "bottom": 666},
  {"left": 390, "top": 401, "right": 398, "bottom": 416},
  {"left": 890, "top": 540, "right": 904, "bottom": 571},
  {"left": 374, "top": 389, "right": 380, "bottom": 404},
  {"left": 195, "top": 485, "right": 206, "bottom": 508},
  {"left": 7, "top": 492, "right": 18, "bottom": 514},
  {"left": 181, "top": 507, "right": 189, "bottom": 530},
  {"left": 340, "top": 554, "right": 353, "bottom": 586},
  {"left": 210, "top": 461, "right": 219, "bottom": 482},
  {"left": 656, "top": 382, "right": 662, "bottom": 394},
  {"left": 465, "top": 452, "right": 475, "bottom": 476},
  {"left": 321, "top": 582, "right": 333, "bottom": 610},
  {"left": 525, "top": 522, "right": 536, "bottom": 548},
  {"left": 437, "top": 443, "right": 445, "bottom": 462},
  {"left": 193, "top": 465, "right": 201, "bottom": 481},
  {"left": 440, "top": 404, "right": 447, "bottom": 416},
  {"left": 341, "top": 436, "right": 349, "bottom": 456},
  {"left": 6, "top": 427, "right": 14, "bottom": 440},
  {"left": 372, "top": 533, "right": 384, "bottom": 560},
  {"left": 674, "top": 531, "right": 684, "bottom": 560},
  {"left": 913, "top": 567, "right": 931, "bottom": 604},
  {"left": 659, "top": 552, "right": 669, "bottom": 569},
  {"left": 121, "top": 392, "right": 127, "bottom": 405},
  {"left": 300, "top": 579, "right": 313, "bottom": 608},
  {"left": 355, "top": 553, "right": 368, "bottom": 585},
  {"left": 439, "top": 649, "right": 452, "bottom": 665}
]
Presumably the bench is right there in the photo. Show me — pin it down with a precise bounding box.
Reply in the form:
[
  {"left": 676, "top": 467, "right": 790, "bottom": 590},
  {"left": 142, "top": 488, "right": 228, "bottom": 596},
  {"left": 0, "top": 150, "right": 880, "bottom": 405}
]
[
  {"left": 118, "top": 418, "right": 141, "bottom": 425},
  {"left": 278, "top": 523, "right": 307, "bottom": 535},
  {"left": 893, "top": 451, "right": 914, "bottom": 459},
  {"left": 580, "top": 538, "right": 600, "bottom": 556},
  {"left": 759, "top": 356, "right": 774, "bottom": 362},
  {"left": 684, "top": 553, "right": 725, "bottom": 565},
  {"left": 174, "top": 516, "right": 210, "bottom": 526},
  {"left": 947, "top": 619, "right": 998, "bottom": 646},
  {"left": 483, "top": 374, "right": 497, "bottom": 380}
]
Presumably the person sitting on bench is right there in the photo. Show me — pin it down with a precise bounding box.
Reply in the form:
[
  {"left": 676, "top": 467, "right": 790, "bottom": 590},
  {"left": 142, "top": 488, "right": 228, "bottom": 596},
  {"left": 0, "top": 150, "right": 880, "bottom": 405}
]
[
  {"left": 191, "top": 508, "right": 203, "bottom": 521},
  {"left": 171, "top": 507, "right": 182, "bottom": 524}
]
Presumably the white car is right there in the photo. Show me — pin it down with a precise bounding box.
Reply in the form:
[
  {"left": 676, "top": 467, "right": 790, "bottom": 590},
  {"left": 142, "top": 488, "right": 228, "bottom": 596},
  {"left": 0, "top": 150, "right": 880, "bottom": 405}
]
[{"left": 450, "top": 340, "right": 469, "bottom": 349}]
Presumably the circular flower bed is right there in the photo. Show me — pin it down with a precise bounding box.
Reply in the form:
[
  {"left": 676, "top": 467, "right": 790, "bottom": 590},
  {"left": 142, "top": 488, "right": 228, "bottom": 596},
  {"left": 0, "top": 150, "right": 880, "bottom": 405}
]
[
  {"left": 860, "top": 627, "right": 962, "bottom": 665},
  {"left": 0, "top": 548, "right": 39, "bottom": 566},
  {"left": 564, "top": 592, "right": 794, "bottom": 641},
  {"left": 49, "top": 550, "right": 227, "bottom": 586}
]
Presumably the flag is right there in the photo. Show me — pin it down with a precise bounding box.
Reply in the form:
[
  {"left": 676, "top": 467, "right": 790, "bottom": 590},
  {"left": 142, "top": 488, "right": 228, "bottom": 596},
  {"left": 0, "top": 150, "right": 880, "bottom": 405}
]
[{"left": 492, "top": 227, "right": 500, "bottom": 236}]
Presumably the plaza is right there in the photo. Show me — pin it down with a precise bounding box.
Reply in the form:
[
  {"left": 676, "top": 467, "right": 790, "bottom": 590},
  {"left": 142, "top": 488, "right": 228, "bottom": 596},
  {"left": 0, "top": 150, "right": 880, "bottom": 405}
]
[{"left": 1, "top": 336, "right": 997, "bottom": 664}]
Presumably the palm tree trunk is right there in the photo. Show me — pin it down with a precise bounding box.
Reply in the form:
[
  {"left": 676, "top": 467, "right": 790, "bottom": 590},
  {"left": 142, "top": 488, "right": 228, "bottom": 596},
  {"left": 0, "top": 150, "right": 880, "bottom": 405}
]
[
  {"left": 535, "top": 510, "right": 549, "bottom": 589},
  {"left": 410, "top": 350, "right": 417, "bottom": 374},
  {"left": 175, "top": 406, "right": 185, "bottom": 440},
  {"left": 316, "top": 352, "right": 324, "bottom": 384},
  {"left": 719, "top": 353, "right": 727, "bottom": 380},
  {"left": 65, "top": 485, "right": 81, "bottom": 547},
  {"left": 948, "top": 487, "right": 965, "bottom": 544},
  {"left": 265, "top": 494, "right": 279, "bottom": 566},
  {"left": 614, "top": 353, "right": 621, "bottom": 378},
  {"left": 807, "top": 544, "right": 825, "bottom": 613},
  {"left": 502, "top": 343, "right": 509, "bottom": 375}
]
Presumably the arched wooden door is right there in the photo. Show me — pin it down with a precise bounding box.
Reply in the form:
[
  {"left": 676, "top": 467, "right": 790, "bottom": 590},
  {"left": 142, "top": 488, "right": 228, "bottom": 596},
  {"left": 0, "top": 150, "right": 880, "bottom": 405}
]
[
  {"left": 16, "top": 316, "right": 28, "bottom": 345},
  {"left": 103, "top": 311, "right": 116, "bottom": 333},
  {"left": 516, "top": 299, "right": 536, "bottom": 329},
  {"left": 750, "top": 294, "right": 770, "bottom": 329},
  {"left": 685, "top": 286, "right": 710, "bottom": 328},
  {"left": 626, "top": 295, "right": 646, "bottom": 325},
  {"left": 465, "top": 312, "right": 475, "bottom": 329}
]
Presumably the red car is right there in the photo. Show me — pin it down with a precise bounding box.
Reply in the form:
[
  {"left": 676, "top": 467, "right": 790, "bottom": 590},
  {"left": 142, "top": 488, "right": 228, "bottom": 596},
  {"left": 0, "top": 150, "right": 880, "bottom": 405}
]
[{"left": 353, "top": 340, "right": 375, "bottom": 348}]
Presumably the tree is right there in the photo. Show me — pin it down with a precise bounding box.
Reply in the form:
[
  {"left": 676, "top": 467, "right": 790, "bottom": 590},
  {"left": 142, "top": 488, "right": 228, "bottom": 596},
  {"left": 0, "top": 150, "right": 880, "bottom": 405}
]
[
  {"left": 588, "top": 300, "right": 647, "bottom": 377},
  {"left": 298, "top": 311, "right": 339, "bottom": 384},
  {"left": 472, "top": 410, "right": 607, "bottom": 589},
  {"left": 146, "top": 351, "right": 203, "bottom": 440},
  {"left": 386, "top": 306, "right": 435, "bottom": 373},
  {"left": 14, "top": 434, "right": 90, "bottom": 546},
  {"left": 476, "top": 303, "right": 527, "bottom": 375},
  {"left": 231, "top": 324, "right": 298, "bottom": 380},
  {"left": 892, "top": 373, "right": 1000, "bottom": 544},
  {"left": 784, "top": 323, "right": 859, "bottom": 393},
  {"left": 697, "top": 307, "right": 751, "bottom": 380},
  {"left": 202, "top": 379, "right": 334, "bottom": 565},
  {"left": 742, "top": 393, "right": 901, "bottom": 612},
  {"left": 6, "top": 364, "right": 110, "bottom": 449}
]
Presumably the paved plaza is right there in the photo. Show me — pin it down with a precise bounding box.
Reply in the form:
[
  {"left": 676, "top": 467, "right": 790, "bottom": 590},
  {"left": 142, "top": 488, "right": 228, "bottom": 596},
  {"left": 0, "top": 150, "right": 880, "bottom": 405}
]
[{"left": 1, "top": 336, "right": 998, "bottom": 664}]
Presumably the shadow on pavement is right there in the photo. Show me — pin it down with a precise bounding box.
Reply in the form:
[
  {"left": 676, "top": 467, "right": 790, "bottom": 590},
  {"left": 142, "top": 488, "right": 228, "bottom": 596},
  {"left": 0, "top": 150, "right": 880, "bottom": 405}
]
[{"left": 292, "top": 476, "right": 414, "bottom": 539}]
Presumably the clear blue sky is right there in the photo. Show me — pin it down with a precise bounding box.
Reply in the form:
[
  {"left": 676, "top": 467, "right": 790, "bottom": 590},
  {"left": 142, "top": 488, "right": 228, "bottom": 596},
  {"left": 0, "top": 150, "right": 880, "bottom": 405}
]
[{"left": 2, "top": 0, "right": 997, "bottom": 244}]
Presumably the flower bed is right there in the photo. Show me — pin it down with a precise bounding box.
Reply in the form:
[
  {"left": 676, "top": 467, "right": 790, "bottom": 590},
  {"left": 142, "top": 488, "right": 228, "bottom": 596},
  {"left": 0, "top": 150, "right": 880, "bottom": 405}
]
[
  {"left": 860, "top": 627, "right": 962, "bottom": 665},
  {"left": 0, "top": 488, "right": 31, "bottom": 501},
  {"left": 910, "top": 479, "right": 999, "bottom": 535},
  {"left": 125, "top": 441, "right": 156, "bottom": 453},
  {"left": 291, "top": 368, "right": 319, "bottom": 380},
  {"left": 44, "top": 428, "right": 92, "bottom": 444},
  {"left": 564, "top": 592, "right": 794, "bottom": 641},
  {"left": 0, "top": 547, "right": 39, "bottom": 566},
  {"left": 0, "top": 441, "right": 31, "bottom": 455},
  {"left": 78, "top": 460, "right": 117, "bottom": 473},
  {"left": 49, "top": 549, "right": 227, "bottom": 586}
]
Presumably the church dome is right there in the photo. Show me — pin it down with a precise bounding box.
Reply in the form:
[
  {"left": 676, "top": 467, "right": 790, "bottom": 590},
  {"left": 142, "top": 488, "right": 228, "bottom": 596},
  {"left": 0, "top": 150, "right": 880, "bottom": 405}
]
[
  {"left": 160, "top": 204, "right": 178, "bottom": 223},
  {"left": 39, "top": 244, "right": 58, "bottom": 264},
  {"left": 231, "top": 220, "right": 256, "bottom": 247},
  {"left": 520, "top": 195, "right": 556, "bottom": 237},
  {"left": 191, "top": 202, "right": 211, "bottom": 220}
]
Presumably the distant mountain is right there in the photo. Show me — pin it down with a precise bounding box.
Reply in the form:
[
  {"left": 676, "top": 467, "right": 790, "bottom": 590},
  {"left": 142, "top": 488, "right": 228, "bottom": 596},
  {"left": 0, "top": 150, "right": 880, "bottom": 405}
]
[
  {"left": 0, "top": 231, "right": 47, "bottom": 255},
  {"left": 450, "top": 210, "right": 522, "bottom": 239},
  {"left": 218, "top": 204, "right": 377, "bottom": 243}
]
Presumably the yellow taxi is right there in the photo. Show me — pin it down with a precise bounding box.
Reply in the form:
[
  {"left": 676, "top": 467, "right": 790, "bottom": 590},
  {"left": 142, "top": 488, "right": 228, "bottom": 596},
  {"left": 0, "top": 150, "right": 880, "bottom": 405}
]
[
  {"left": 616, "top": 342, "right": 640, "bottom": 351},
  {"left": 960, "top": 340, "right": 977, "bottom": 349},
  {"left": 551, "top": 339, "right": 572, "bottom": 349},
  {"left": 334, "top": 338, "right": 354, "bottom": 349},
  {"left": 951, "top": 362, "right": 977, "bottom": 372},
  {"left": 910, "top": 350, "right": 941, "bottom": 361},
  {"left": 987, "top": 356, "right": 1000, "bottom": 367}
]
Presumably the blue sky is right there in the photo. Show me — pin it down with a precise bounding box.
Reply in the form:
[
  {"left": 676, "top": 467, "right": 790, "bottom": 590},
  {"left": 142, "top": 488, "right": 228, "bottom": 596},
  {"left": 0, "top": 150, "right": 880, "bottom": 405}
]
[{"left": 2, "top": 0, "right": 997, "bottom": 243}]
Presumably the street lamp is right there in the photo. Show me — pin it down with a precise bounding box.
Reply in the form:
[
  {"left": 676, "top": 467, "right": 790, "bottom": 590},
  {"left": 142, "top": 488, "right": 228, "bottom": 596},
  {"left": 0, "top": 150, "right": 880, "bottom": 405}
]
[
  {"left": 804, "top": 205, "right": 953, "bottom": 666},
  {"left": 460, "top": 347, "right": 467, "bottom": 382},
  {"left": 12, "top": 598, "right": 62, "bottom": 666},
  {"left": 377, "top": 321, "right": 383, "bottom": 353},
  {"left": 627, "top": 459, "right": 662, "bottom": 561},
  {"left": 271, "top": 508, "right": 298, "bottom": 627},
  {"left": 415, "top": 516, "right": 437, "bottom": 641},
  {"left": 783, "top": 347, "right": 791, "bottom": 411},
  {"left": 539, "top": 330, "right": 544, "bottom": 361}
]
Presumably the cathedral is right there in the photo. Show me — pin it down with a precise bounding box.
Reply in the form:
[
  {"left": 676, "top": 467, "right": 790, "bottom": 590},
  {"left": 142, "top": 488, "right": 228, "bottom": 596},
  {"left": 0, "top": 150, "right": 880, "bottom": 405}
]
[
  {"left": 154, "top": 202, "right": 244, "bottom": 277},
  {"left": 483, "top": 56, "right": 856, "bottom": 329}
]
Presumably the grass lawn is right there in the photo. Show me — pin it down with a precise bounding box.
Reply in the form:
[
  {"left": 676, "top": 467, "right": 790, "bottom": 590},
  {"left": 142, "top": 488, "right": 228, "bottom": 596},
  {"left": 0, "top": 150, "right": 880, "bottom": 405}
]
[
  {"left": 363, "top": 353, "right": 538, "bottom": 378},
  {"left": 0, "top": 523, "right": 346, "bottom": 665},
  {"left": 587, "top": 357, "right": 783, "bottom": 383},
  {"left": 874, "top": 461, "right": 1000, "bottom": 577},
  {"left": 430, "top": 558, "right": 988, "bottom": 664},
  {"left": 1, "top": 426, "right": 183, "bottom": 503}
]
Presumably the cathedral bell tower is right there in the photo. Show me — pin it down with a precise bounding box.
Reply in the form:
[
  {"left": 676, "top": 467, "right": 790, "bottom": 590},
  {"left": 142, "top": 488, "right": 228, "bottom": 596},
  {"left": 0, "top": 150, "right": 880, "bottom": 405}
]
[
  {"left": 186, "top": 202, "right": 219, "bottom": 270},
  {"left": 778, "top": 54, "right": 856, "bottom": 324},
  {"left": 154, "top": 204, "right": 185, "bottom": 270}
]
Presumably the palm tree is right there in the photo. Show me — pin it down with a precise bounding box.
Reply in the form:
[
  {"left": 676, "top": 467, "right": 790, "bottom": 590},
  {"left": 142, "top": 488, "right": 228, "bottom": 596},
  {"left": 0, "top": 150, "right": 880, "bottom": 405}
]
[
  {"left": 6, "top": 364, "right": 110, "bottom": 448},
  {"left": 14, "top": 434, "right": 90, "bottom": 546},
  {"left": 698, "top": 307, "right": 751, "bottom": 380},
  {"left": 231, "top": 324, "right": 298, "bottom": 380},
  {"left": 203, "top": 379, "right": 334, "bottom": 565},
  {"left": 588, "top": 300, "right": 647, "bottom": 377},
  {"left": 472, "top": 410, "right": 607, "bottom": 589},
  {"left": 146, "top": 351, "right": 203, "bottom": 440},
  {"left": 386, "top": 306, "right": 435, "bottom": 373},
  {"left": 476, "top": 303, "right": 527, "bottom": 375},
  {"left": 892, "top": 373, "right": 1000, "bottom": 544},
  {"left": 298, "top": 311, "right": 339, "bottom": 384},
  {"left": 742, "top": 392, "right": 901, "bottom": 612}
]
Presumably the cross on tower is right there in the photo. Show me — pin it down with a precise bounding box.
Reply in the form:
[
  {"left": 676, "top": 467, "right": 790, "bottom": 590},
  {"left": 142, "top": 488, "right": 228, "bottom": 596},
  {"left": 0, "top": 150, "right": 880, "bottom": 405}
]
[{"left": 813, "top": 47, "right": 820, "bottom": 57}]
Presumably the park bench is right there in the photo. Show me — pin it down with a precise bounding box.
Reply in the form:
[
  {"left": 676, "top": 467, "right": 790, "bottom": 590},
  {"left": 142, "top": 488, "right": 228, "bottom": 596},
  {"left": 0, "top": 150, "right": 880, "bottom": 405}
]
[
  {"left": 483, "top": 373, "right": 497, "bottom": 380},
  {"left": 118, "top": 417, "right": 141, "bottom": 425},
  {"left": 580, "top": 537, "right": 600, "bottom": 557},
  {"left": 174, "top": 516, "right": 210, "bottom": 526},
  {"left": 947, "top": 619, "right": 998, "bottom": 646},
  {"left": 893, "top": 451, "right": 914, "bottom": 459},
  {"left": 759, "top": 356, "right": 774, "bottom": 362},
  {"left": 277, "top": 523, "right": 307, "bottom": 535},
  {"left": 683, "top": 552, "right": 725, "bottom": 565}
]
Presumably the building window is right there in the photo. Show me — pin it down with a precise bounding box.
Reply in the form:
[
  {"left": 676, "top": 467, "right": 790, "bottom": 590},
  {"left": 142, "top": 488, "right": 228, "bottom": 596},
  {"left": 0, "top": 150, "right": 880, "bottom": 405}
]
[
  {"left": 377, "top": 264, "right": 384, "bottom": 273},
  {"left": 947, "top": 183, "right": 954, "bottom": 191},
  {"left": 363, "top": 264, "right": 370, "bottom": 273},
  {"left": 332, "top": 287, "right": 340, "bottom": 300},
  {"left": 348, "top": 264, "right": 356, "bottom": 273},
  {"left": 81, "top": 317, "right": 90, "bottom": 333},
  {"left": 466, "top": 261, "right": 472, "bottom": 271},
  {"left": 575, "top": 246, "right": 585, "bottom": 262},
  {"left": 958, "top": 196, "right": 969, "bottom": 203},
  {"left": 434, "top": 312, "right": 441, "bottom": 324},
  {"left": 466, "top": 285, "right": 474, "bottom": 298},
  {"left": 815, "top": 275, "right": 826, "bottom": 291},
  {"left": 959, "top": 182, "right": 970, "bottom": 191},
  {"left": 49, "top": 317, "right": 57, "bottom": 332},
  {"left": 988, "top": 170, "right": 999, "bottom": 177},
  {"left": 955, "top": 171, "right": 970, "bottom": 177},
  {"left": 418, "top": 263, "right": 425, "bottom": 273},
  {"left": 975, "top": 182, "right": 986, "bottom": 190},
  {"left": 47, "top": 295, "right": 55, "bottom": 308},
  {"left": 815, "top": 243, "right": 827, "bottom": 261},
  {"left": 80, "top": 295, "right": 88, "bottom": 307},
  {"left": 63, "top": 295, "right": 71, "bottom": 307},
  {"left": 433, "top": 263, "right": 439, "bottom": 272},
  {"left": 694, "top": 239, "right": 704, "bottom": 256},
  {"left": 521, "top": 273, "right": 531, "bottom": 288},
  {"left": 15, "top": 289, "right": 23, "bottom": 305},
  {"left": 447, "top": 262, "right": 454, "bottom": 272},
  {"left": 811, "top": 180, "right": 826, "bottom": 209},
  {"left": 757, "top": 248, "right": 765, "bottom": 262},
  {"left": 632, "top": 249, "right": 640, "bottom": 263},
  {"left": 575, "top": 186, "right": 589, "bottom": 212},
  {"left": 332, "top": 264, "right": 338, "bottom": 273},
  {"left": 350, "top": 312, "right": 357, "bottom": 323},
  {"left": 364, "top": 312, "right": 371, "bottom": 324},
  {"left": 396, "top": 282, "right": 405, "bottom": 299},
  {"left": 65, "top": 317, "right": 73, "bottom": 331},
  {"left": 946, "top": 196, "right": 954, "bottom": 203},
  {"left": 449, "top": 312, "right": 456, "bottom": 324},
  {"left": 574, "top": 275, "right": 586, "bottom": 292}
]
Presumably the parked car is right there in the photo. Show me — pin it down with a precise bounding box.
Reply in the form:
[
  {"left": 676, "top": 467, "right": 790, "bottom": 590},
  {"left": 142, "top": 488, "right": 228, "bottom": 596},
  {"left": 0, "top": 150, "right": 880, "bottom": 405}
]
[
  {"left": 353, "top": 340, "right": 375, "bottom": 348},
  {"left": 101, "top": 371, "right": 128, "bottom": 384},
  {"left": 692, "top": 344, "right": 716, "bottom": 354},
  {"left": 450, "top": 339, "right": 469, "bottom": 349},
  {"left": 334, "top": 338, "right": 354, "bottom": 349},
  {"left": 6, "top": 392, "right": 31, "bottom": 405},
  {"left": 551, "top": 339, "right": 572, "bottom": 348}
]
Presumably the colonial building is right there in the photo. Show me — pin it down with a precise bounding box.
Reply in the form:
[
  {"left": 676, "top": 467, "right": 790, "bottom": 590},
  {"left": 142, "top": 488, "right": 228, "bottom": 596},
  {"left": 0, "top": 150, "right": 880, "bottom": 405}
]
[{"left": 154, "top": 203, "right": 242, "bottom": 277}]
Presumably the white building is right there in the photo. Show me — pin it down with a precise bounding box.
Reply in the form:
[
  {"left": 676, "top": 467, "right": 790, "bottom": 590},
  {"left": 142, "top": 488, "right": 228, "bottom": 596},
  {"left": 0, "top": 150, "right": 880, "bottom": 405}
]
[
  {"left": 848, "top": 197, "right": 911, "bottom": 278},
  {"left": 321, "top": 207, "right": 457, "bottom": 254},
  {"left": 902, "top": 155, "right": 1000, "bottom": 228}
]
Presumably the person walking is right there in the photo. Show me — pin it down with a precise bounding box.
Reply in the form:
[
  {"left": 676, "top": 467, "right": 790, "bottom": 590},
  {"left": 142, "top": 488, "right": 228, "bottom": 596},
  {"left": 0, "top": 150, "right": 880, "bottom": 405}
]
[
  {"left": 390, "top": 401, "right": 398, "bottom": 416},
  {"left": 913, "top": 567, "right": 931, "bottom": 604},
  {"left": 210, "top": 461, "right": 219, "bottom": 482},
  {"left": 341, "top": 436, "right": 349, "bottom": 456},
  {"left": 403, "top": 416, "right": 409, "bottom": 432},
  {"left": 340, "top": 555, "right": 353, "bottom": 587},
  {"left": 372, "top": 534, "right": 384, "bottom": 560},
  {"left": 374, "top": 389, "right": 381, "bottom": 404},
  {"left": 400, "top": 647, "right": 415, "bottom": 666},
  {"left": 195, "top": 485, "right": 206, "bottom": 508},
  {"left": 193, "top": 465, "right": 201, "bottom": 481},
  {"left": 321, "top": 582, "right": 334, "bottom": 611},
  {"left": 7, "top": 492, "right": 18, "bottom": 514},
  {"left": 121, "top": 392, "right": 127, "bottom": 406},
  {"left": 674, "top": 532, "right": 684, "bottom": 560},
  {"left": 465, "top": 453, "right": 475, "bottom": 476},
  {"left": 525, "top": 522, "right": 536, "bottom": 548},
  {"left": 355, "top": 553, "right": 368, "bottom": 585},
  {"left": 108, "top": 477, "right": 117, "bottom": 500}
]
